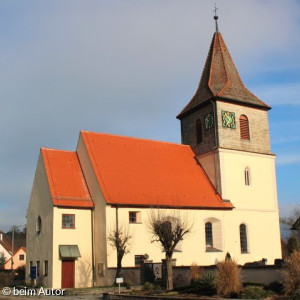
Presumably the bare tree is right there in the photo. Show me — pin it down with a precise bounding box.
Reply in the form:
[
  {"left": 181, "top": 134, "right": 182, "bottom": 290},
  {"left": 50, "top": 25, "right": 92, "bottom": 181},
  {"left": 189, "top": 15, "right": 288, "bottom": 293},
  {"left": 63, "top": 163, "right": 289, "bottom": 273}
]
[
  {"left": 108, "top": 224, "right": 132, "bottom": 281},
  {"left": 280, "top": 206, "right": 300, "bottom": 255},
  {"left": 148, "top": 210, "right": 193, "bottom": 290},
  {"left": 280, "top": 206, "right": 300, "bottom": 226}
]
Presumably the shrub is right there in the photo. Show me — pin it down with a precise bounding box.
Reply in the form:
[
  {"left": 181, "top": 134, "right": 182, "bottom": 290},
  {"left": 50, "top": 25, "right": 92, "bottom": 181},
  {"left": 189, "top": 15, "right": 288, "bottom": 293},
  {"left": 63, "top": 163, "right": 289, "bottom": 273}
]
[
  {"left": 291, "top": 288, "right": 300, "bottom": 300},
  {"left": 241, "top": 285, "right": 273, "bottom": 299},
  {"left": 190, "top": 262, "right": 202, "bottom": 283},
  {"left": 188, "top": 272, "right": 216, "bottom": 296},
  {"left": 266, "top": 280, "right": 283, "bottom": 294},
  {"left": 199, "top": 272, "right": 216, "bottom": 295},
  {"left": 15, "top": 266, "right": 26, "bottom": 280},
  {"left": 142, "top": 282, "right": 161, "bottom": 295},
  {"left": 0, "top": 271, "right": 14, "bottom": 288},
  {"left": 282, "top": 250, "right": 300, "bottom": 295},
  {"left": 216, "top": 259, "right": 242, "bottom": 297}
]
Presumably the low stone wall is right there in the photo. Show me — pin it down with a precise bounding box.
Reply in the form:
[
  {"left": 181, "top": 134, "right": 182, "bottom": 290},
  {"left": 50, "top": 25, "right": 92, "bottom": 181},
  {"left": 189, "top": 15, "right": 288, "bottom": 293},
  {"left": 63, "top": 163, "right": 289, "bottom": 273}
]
[
  {"left": 241, "top": 265, "right": 283, "bottom": 285},
  {"left": 104, "top": 264, "right": 283, "bottom": 288},
  {"left": 106, "top": 267, "right": 141, "bottom": 286},
  {"left": 172, "top": 265, "right": 283, "bottom": 287}
]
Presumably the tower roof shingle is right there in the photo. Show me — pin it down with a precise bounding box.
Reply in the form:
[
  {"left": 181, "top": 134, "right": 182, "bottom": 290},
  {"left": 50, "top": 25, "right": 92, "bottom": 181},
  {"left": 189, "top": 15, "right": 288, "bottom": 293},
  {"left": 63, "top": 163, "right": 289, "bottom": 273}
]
[{"left": 177, "top": 32, "right": 270, "bottom": 119}]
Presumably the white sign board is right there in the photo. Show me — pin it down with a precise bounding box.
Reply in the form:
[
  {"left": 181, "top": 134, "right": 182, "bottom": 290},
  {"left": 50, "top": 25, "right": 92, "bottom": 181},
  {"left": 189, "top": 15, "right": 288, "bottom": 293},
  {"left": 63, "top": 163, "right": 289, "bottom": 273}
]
[{"left": 116, "top": 277, "right": 123, "bottom": 283}]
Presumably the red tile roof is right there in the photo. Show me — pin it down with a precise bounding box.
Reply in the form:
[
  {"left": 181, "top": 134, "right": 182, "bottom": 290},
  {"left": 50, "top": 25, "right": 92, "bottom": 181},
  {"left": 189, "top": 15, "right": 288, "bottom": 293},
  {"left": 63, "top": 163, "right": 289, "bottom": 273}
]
[
  {"left": 177, "top": 32, "right": 270, "bottom": 119},
  {"left": 41, "top": 148, "right": 94, "bottom": 208},
  {"left": 80, "top": 131, "right": 233, "bottom": 209}
]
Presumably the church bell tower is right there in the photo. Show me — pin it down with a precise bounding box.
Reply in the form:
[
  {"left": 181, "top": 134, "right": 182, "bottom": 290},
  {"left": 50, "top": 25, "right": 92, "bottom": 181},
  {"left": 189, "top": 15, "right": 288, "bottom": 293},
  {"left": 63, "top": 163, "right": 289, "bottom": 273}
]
[{"left": 177, "top": 14, "right": 278, "bottom": 214}]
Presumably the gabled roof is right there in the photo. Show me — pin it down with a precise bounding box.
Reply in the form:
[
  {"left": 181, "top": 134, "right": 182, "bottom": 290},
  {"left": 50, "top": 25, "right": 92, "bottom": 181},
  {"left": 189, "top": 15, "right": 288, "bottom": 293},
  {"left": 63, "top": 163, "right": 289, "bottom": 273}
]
[
  {"left": 4, "top": 247, "right": 26, "bottom": 261},
  {"left": 81, "top": 131, "right": 233, "bottom": 209},
  {"left": 41, "top": 148, "right": 94, "bottom": 208},
  {"left": 177, "top": 32, "right": 270, "bottom": 119}
]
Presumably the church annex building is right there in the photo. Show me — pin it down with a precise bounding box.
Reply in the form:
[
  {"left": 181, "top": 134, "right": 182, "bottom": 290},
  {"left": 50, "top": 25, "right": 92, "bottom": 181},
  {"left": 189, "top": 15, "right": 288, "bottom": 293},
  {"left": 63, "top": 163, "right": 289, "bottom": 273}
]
[{"left": 26, "top": 23, "right": 282, "bottom": 288}]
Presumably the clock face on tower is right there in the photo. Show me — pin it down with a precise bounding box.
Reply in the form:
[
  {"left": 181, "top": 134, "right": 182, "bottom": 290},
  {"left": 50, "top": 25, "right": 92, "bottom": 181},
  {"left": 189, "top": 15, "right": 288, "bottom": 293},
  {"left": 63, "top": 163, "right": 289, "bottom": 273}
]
[
  {"left": 222, "top": 111, "right": 236, "bottom": 128},
  {"left": 204, "top": 112, "right": 214, "bottom": 130}
]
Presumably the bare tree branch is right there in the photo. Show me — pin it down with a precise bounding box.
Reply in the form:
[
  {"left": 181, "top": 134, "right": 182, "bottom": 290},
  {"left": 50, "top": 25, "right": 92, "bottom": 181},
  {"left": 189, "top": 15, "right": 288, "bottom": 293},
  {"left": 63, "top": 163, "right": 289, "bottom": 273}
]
[
  {"left": 147, "top": 209, "right": 193, "bottom": 290},
  {"left": 108, "top": 224, "right": 132, "bottom": 281}
]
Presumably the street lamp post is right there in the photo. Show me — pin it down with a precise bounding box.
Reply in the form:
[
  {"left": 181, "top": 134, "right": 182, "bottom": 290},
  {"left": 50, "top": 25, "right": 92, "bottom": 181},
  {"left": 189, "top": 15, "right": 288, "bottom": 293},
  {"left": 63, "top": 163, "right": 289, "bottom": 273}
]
[{"left": 11, "top": 224, "right": 26, "bottom": 270}]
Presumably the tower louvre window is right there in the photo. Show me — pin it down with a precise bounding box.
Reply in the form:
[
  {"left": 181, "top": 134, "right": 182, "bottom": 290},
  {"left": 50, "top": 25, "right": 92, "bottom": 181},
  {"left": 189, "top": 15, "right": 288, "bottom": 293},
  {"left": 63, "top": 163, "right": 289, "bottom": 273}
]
[
  {"left": 196, "top": 119, "right": 202, "bottom": 144},
  {"left": 240, "top": 115, "right": 250, "bottom": 140}
]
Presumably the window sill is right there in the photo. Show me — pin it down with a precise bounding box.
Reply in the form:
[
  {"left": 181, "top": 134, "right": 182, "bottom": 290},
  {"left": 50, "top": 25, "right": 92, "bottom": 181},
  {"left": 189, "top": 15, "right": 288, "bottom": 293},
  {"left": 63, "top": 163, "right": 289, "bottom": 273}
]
[
  {"left": 205, "top": 247, "right": 222, "bottom": 253},
  {"left": 129, "top": 222, "right": 142, "bottom": 224}
]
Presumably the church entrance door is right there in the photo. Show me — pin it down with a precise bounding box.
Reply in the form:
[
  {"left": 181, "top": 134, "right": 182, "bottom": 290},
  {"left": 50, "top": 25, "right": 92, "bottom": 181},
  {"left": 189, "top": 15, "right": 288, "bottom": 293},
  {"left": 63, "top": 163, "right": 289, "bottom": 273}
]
[{"left": 61, "top": 260, "right": 75, "bottom": 288}]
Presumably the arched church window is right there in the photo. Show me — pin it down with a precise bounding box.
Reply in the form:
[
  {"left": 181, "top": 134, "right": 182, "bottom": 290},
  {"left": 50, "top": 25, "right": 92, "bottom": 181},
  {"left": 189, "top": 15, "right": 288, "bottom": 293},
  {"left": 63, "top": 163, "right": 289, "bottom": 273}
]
[
  {"left": 240, "top": 115, "right": 250, "bottom": 140},
  {"left": 240, "top": 224, "right": 248, "bottom": 253},
  {"left": 196, "top": 119, "right": 202, "bottom": 143},
  {"left": 244, "top": 167, "right": 250, "bottom": 186},
  {"left": 205, "top": 222, "right": 213, "bottom": 247}
]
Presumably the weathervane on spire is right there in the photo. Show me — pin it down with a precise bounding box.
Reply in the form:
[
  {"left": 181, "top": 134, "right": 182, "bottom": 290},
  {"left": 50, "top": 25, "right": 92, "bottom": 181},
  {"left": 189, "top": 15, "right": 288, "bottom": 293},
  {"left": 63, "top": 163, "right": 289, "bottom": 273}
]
[{"left": 213, "top": 4, "right": 219, "bottom": 32}]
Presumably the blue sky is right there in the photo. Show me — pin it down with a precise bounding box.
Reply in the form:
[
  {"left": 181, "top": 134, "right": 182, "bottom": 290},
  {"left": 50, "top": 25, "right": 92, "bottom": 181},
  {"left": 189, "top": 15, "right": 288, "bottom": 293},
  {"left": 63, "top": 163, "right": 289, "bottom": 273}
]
[{"left": 0, "top": 0, "right": 299, "bottom": 231}]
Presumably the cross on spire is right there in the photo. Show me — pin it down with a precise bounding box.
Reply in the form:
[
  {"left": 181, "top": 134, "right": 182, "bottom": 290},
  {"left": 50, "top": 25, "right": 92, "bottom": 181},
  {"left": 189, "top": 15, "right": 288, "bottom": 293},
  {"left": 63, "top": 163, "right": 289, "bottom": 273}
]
[{"left": 213, "top": 4, "right": 219, "bottom": 32}]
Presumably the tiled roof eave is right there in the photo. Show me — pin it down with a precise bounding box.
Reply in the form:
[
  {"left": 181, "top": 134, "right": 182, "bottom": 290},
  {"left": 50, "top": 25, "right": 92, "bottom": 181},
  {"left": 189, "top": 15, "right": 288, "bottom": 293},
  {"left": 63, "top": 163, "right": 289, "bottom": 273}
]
[
  {"left": 53, "top": 197, "right": 95, "bottom": 209},
  {"left": 216, "top": 96, "right": 271, "bottom": 110},
  {"left": 107, "top": 203, "right": 234, "bottom": 210},
  {"left": 177, "top": 96, "right": 215, "bottom": 119},
  {"left": 177, "top": 95, "right": 271, "bottom": 119}
]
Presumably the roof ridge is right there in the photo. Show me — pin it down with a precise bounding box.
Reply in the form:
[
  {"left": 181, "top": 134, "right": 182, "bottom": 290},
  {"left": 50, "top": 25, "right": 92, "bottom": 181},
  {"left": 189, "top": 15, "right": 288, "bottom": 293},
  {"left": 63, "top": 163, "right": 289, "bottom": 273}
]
[
  {"left": 80, "top": 130, "right": 189, "bottom": 148},
  {"left": 41, "top": 147, "right": 75, "bottom": 153}
]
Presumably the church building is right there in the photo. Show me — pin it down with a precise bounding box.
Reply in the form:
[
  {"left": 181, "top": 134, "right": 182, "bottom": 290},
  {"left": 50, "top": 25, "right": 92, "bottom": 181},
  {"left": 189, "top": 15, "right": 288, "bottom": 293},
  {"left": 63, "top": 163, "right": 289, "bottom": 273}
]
[{"left": 26, "top": 17, "right": 282, "bottom": 288}]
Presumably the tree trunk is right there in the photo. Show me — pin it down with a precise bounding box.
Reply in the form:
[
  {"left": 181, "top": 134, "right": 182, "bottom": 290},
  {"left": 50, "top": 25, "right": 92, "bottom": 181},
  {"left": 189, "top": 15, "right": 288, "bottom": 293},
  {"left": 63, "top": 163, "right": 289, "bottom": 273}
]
[
  {"left": 166, "top": 254, "right": 173, "bottom": 290},
  {"left": 115, "top": 253, "right": 123, "bottom": 282}
]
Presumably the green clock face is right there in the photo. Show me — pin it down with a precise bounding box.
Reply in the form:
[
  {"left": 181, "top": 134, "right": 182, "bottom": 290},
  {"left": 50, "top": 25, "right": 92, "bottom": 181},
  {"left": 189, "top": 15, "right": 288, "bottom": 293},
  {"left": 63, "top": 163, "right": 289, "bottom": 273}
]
[
  {"left": 222, "top": 111, "right": 236, "bottom": 128},
  {"left": 204, "top": 112, "right": 214, "bottom": 130}
]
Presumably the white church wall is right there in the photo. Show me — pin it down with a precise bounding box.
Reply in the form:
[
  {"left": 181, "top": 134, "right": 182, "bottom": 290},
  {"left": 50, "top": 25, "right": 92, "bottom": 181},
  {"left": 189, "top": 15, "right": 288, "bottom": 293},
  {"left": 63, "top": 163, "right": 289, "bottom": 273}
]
[
  {"left": 106, "top": 205, "right": 282, "bottom": 269},
  {"left": 52, "top": 207, "right": 93, "bottom": 288}
]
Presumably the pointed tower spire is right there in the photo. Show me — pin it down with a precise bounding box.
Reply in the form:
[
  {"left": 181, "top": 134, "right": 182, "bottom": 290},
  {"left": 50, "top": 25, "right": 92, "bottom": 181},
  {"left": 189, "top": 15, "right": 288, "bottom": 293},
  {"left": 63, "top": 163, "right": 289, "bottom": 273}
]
[{"left": 177, "top": 24, "right": 270, "bottom": 119}]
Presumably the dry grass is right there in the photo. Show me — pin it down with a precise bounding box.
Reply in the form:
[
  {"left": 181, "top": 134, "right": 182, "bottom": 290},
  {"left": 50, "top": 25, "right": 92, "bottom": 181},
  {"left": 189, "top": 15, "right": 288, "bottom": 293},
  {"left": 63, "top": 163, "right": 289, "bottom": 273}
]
[
  {"left": 216, "top": 259, "right": 242, "bottom": 297},
  {"left": 190, "top": 262, "right": 203, "bottom": 282},
  {"left": 282, "top": 250, "right": 300, "bottom": 295}
]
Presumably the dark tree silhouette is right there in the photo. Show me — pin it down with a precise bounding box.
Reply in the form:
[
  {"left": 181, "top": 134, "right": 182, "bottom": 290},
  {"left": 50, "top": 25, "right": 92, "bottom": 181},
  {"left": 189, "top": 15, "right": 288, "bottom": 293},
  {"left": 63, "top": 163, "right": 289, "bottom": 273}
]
[
  {"left": 148, "top": 210, "right": 192, "bottom": 290},
  {"left": 108, "top": 225, "right": 132, "bottom": 282}
]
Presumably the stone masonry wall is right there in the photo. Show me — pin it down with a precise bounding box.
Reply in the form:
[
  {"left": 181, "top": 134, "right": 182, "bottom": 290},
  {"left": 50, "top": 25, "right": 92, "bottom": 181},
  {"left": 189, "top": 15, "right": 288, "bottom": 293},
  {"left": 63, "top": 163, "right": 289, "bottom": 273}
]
[
  {"left": 180, "top": 102, "right": 216, "bottom": 155},
  {"left": 216, "top": 101, "right": 271, "bottom": 154}
]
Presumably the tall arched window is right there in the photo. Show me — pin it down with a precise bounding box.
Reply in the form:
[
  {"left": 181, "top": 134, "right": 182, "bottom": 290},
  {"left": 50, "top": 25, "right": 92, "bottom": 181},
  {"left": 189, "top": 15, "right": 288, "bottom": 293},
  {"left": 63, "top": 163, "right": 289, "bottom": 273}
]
[
  {"left": 244, "top": 167, "right": 250, "bottom": 185},
  {"left": 196, "top": 119, "right": 202, "bottom": 144},
  {"left": 205, "top": 222, "right": 213, "bottom": 247},
  {"left": 240, "top": 224, "right": 248, "bottom": 253},
  {"left": 240, "top": 115, "right": 250, "bottom": 140}
]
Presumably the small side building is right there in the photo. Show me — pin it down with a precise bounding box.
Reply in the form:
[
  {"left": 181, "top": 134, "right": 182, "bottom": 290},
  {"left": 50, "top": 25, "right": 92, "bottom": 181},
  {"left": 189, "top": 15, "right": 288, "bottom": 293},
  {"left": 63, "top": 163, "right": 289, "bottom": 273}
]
[{"left": 26, "top": 149, "right": 94, "bottom": 288}]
